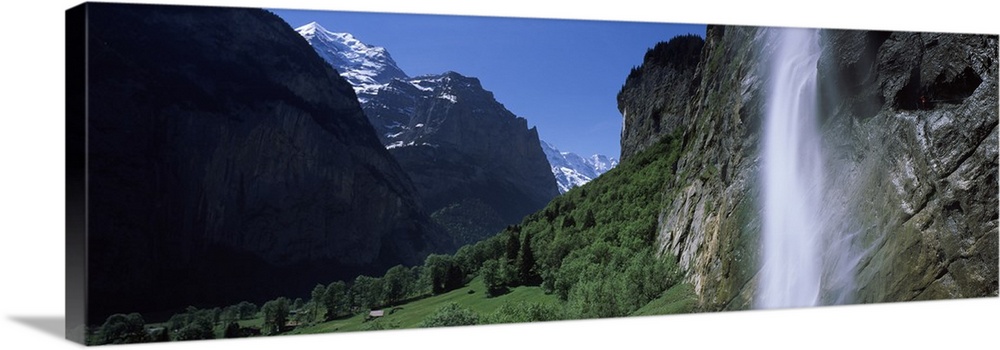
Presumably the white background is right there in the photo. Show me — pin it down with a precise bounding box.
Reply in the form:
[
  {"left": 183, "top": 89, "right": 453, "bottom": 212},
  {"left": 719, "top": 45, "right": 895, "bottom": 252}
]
[{"left": 1, "top": 1, "right": 996, "bottom": 349}]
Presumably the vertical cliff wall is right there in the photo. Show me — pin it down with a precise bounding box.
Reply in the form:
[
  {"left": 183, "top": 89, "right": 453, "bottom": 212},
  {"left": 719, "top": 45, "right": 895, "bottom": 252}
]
[
  {"left": 84, "top": 3, "right": 452, "bottom": 323},
  {"left": 818, "top": 31, "right": 998, "bottom": 303},
  {"left": 618, "top": 25, "right": 998, "bottom": 310}
]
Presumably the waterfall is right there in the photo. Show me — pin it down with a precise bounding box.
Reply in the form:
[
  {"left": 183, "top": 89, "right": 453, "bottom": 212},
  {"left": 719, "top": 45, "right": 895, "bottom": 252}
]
[{"left": 757, "top": 27, "right": 825, "bottom": 309}]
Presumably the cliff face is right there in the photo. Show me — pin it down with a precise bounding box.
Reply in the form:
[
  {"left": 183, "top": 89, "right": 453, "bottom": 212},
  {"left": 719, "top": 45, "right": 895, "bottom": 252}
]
[
  {"left": 818, "top": 31, "right": 998, "bottom": 302},
  {"left": 85, "top": 4, "right": 451, "bottom": 322},
  {"left": 639, "top": 26, "right": 770, "bottom": 310},
  {"left": 364, "top": 72, "right": 561, "bottom": 245},
  {"left": 618, "top": 26, "right": 997, "bottom": 310},
  {"left": 295, "top": 22, "right": 561, "bottom": 246},
  {"left": 618, "top": 35, "right": 705, "bottom": 161}
]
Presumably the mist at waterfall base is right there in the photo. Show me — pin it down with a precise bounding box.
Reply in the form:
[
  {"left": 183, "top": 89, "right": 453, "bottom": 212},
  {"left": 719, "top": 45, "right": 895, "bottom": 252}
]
[{"left": 757, "top": 28, "right": 860, "bottom": 309}]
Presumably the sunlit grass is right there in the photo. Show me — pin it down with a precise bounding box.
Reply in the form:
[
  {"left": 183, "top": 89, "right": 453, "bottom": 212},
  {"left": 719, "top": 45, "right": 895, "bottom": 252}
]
[
  {"left": 289, "top": 276, "right": 560, "bottom": 334},
  {"left": 631, "top": 282, "right": 698, "bottom": 316}
]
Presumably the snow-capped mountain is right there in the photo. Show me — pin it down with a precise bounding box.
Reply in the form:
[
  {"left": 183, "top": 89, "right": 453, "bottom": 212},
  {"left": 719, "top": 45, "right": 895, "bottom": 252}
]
[
  {"left": 294, "top": 22, "right": 560, "bottom": 244},
  {"left": 295, "top": 21, "right": 607, "bottom": 198},
  {"left": 295, "top": 21, "right": 407, "bottom": 102},
  {"left": 541, "top": 141, "right": 618, "bottom": 193},
  {"left": 590, "top": 154, "right": 618, "bottom": 174},
  {"left": 294, "top": 21, "right": 486, "bottom": 147},
  {"left": 364, "top": 71, "right": 508, "bottom": 147}
]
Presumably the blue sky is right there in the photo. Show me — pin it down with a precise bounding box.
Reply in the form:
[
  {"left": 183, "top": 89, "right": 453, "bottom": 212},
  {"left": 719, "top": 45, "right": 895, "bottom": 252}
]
[{"left": 269, "top": 8, "right": 705, "bottom": 159}]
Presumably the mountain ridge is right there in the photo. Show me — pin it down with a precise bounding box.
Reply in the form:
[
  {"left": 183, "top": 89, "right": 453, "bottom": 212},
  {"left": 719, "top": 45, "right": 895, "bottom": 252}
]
[
  {"left": 295, "top": 21, "right": 407, "bottom": 101},
  {"left": 541, "top": 140, "right": 618, "bottom": 193},
  {"left": 83, "top": 4, "right": 453, "bottom": 323},
  {"left": 296, "top": 22, "right": 560, "bottom": 245}
]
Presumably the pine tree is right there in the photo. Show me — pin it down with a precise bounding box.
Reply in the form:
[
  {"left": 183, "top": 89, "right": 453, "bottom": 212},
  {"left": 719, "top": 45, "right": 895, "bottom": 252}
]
[
  {"left": 518, "top": 232, "right": 540, "bottom": 285},
  {"left": 582, "top": 209, "right": 597, "bottom": 229},
  {"left": 562, "top": 215, "right": 576, "bottom": 228},
  {"left": 505, "top": 230, "right": 520, "bottom": 262}
]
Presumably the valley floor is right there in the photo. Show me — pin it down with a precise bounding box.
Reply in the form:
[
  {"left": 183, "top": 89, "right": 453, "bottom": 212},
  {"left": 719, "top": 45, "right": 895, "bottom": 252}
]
[{"left": 206, "top": 277, "right": 698, "bottom": 337}]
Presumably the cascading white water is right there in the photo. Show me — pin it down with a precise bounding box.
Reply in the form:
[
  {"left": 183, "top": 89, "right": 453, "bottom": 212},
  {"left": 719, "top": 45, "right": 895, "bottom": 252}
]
[{"left": 757, "top": 27, "right": 825, "bottom": 309}]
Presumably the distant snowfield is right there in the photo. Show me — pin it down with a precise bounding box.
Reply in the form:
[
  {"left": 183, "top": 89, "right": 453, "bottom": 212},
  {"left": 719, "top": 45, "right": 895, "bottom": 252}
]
[
  {"left": 542, "top": 140, "right": 617, "bottom": 193},
  {"left": 296, "top": 20, "right": 618, "bottom": 191},
  {"left": 296, "top": 21, "right": 407, "bottom": 98}
]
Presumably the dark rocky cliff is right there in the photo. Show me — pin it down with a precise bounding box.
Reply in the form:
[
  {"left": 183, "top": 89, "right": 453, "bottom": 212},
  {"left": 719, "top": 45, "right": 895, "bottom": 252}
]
[
  {"left": 618, "top": 25, "right": 997, "bottom": 310},
  {"left": 364, "top": 72, "right": 560, "bottom": 245},
  {"left": 295, "top": 25, "right": 560, "bottom": 246},
  {"left": 618, "top": 35, "right": 705, "bottom": 161},
  {"left": 818, "top": 30, "right": 998, "bottom": 302},
  {"left": 84, "top": 3, "right": 451, "bottom": 323}
]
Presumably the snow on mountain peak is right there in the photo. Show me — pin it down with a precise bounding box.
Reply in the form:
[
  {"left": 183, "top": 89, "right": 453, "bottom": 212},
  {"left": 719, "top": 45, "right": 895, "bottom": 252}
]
[
  {"left": 541, "top": 141, "right": 618, "bottom": 194},
  {"left": 294, "top": 21, "right": 408, "bottom": 98},
  {"left": 590, "top": 154, "right": 619, "bottom": 173},
  {"left": 295, "top": 21, "right": 325, "bottom": 36}
]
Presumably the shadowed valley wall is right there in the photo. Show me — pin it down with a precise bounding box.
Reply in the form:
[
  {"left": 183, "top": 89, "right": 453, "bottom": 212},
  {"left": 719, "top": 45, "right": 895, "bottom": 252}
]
[{"left": 84, "top": 4, "right": 453, "bottom": 323}]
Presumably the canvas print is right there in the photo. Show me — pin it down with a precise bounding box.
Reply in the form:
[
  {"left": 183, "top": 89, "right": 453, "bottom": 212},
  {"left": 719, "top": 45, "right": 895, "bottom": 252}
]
[{"left": 65, "top": 1, "right": 999, "bottom": 345}]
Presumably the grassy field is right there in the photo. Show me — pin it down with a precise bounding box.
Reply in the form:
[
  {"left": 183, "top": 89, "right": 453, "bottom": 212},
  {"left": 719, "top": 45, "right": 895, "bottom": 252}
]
[
  {"left": 136, "top": 276, "right": 697, "bottom": 343},
  {"left": 289, "top": 278, "right": 697, "bottom": 335},
  {"left": 630, "top": 282, "right": 699, "bottom": 316},
  {"left": 289, "top": 276, "right": 561, "bottom": 334}
]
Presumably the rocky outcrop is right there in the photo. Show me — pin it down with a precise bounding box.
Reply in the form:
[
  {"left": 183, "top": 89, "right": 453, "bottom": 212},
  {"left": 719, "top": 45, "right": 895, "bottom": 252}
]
[
  {"left": 366, "top": 72, "right": 560, "bottom": 245},
  {"left": 295, "top": 24, "right": 560, "bottom": 246},
  {"left": 84, "top": 3, "right": 452, "bottom": 323},
  {"left": 818, "top": 30, "right": 998, "bottom": 303},
  {"left": 617, "top": 34, "right": 704, "bottom": 161},
  {"left": 618, "top": 25, "right": 997, "bottom": 310},
  {"left": 634, "top": 26, "right": 770, "bottom": 310}
]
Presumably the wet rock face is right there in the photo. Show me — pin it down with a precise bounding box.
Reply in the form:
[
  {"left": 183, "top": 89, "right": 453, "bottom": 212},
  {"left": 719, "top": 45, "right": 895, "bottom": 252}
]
[
  {"left": 85, "top": 4, "right": 451, "bottom": 323},
  {"left": 647, "top": 26, "right": 770, "bottom": 310},
  {"left": 818, "top": 31, "right": 998, "bottom": 303},
  {"left": 618, "top": 25, "right": 997, "bottom": 310}
]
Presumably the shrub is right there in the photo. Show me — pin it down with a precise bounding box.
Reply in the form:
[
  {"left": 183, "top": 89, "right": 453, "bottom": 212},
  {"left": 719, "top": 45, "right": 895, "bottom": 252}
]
[
  {"left": 419, "top": 302, "right": 479, "bottom": 328},
  {"left": 483, "top": 302, "right": 564, "bottom": 324},
  {"left": 96, "top": 313, "right": 148, "bottom": 344}
]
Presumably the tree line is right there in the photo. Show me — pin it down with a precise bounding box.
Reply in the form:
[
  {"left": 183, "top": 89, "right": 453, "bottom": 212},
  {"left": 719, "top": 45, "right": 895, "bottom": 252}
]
[{"left": 90, "top": 133, "right": 688, "bottom": 344}]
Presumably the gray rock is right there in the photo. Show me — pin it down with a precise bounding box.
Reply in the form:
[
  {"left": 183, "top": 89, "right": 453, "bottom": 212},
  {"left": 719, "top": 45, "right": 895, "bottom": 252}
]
[
  {"left": 365, "top": 71, "right": 560, "bottom": 244},
  {"left": 618, "top": 25, "right": 997, "bottom": 310},
  {"left": 84, "top": 4, "right": 452, "bottom": 323},
  {"left": 617, "top": 34, "right": 705, "bottom": 161}
]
